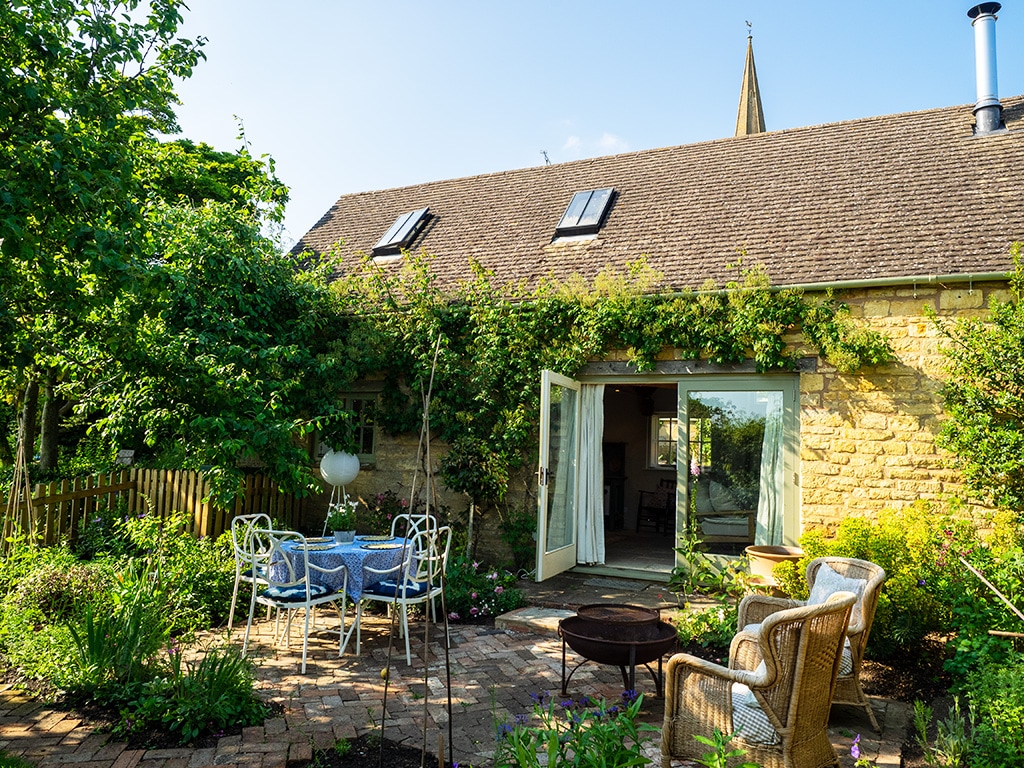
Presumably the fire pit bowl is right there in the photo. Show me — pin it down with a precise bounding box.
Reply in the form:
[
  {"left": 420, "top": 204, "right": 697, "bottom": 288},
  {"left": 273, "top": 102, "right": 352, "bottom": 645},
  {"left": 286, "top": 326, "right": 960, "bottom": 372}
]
[
  {"left": 573, "top": 603, "right": 661, "bottom": 642},
  {"left": 559, "top": 616, "right": 676, "bottom": 667},
  {"left": 557, "top": 610, "right": 678, "bottom": 697}
]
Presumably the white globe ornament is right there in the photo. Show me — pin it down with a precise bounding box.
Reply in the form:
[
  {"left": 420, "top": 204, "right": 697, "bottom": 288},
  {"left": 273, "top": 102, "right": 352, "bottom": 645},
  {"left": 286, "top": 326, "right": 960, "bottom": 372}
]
[{"left": 320, "top": 449, "right": 360, "bottom": 486}]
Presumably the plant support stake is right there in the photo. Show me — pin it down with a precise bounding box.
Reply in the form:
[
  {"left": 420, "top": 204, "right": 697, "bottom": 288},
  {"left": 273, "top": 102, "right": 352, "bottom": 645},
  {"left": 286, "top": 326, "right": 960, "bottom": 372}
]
[{"left": 959, "top": 556, "right": 1024, "bottom": 625}]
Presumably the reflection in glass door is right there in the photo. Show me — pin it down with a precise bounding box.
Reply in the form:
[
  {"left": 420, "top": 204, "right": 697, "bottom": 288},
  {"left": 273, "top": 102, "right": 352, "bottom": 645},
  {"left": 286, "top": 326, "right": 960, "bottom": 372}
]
[{"left": 685, "top": 389, "right": 786, "bottom": 551}]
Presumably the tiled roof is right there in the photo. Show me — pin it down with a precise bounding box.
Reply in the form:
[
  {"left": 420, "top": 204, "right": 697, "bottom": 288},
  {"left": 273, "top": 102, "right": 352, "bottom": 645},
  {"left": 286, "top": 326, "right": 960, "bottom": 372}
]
[{"left": 294, "top": 96, "right": 1024, "bottom": 292}]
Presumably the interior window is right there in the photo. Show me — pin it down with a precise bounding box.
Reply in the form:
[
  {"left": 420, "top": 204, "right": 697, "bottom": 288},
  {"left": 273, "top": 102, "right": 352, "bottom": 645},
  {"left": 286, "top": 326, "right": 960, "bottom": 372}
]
[{"left": 650, "top": 414, "right": 677, "bottom": 467}]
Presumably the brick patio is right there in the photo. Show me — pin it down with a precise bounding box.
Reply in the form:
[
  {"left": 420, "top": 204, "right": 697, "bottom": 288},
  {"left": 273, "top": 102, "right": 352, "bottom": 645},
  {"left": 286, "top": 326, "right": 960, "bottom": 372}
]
[{"left": 0, "top": 607, "right": 908, "bottom": 767}]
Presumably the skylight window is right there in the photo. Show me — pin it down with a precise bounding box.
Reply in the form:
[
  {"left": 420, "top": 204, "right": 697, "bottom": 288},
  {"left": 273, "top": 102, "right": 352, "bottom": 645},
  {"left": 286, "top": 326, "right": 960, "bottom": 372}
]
[
  {"left": 554, "top": 188, "right": 615, "bottom": 237},
  {"left": 373, "top": 207, "right": 430, "bottom": 255}
]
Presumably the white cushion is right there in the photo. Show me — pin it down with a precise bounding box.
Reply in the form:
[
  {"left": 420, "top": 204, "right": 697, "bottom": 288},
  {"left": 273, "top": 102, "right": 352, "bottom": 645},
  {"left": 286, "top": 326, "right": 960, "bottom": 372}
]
[
  {"left": 709, "top": 481, "right": 741, "bottom": 511},
  {"left": 694, "top": 479, "right": 714, "bottom": 514},
  {"left": 808, "top": 563, "right": 866, "bottom": 628}
]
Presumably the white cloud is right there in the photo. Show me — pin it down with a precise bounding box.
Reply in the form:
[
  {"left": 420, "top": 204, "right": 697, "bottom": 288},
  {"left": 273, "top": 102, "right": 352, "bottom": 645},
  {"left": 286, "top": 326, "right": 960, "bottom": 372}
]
[
  {"left": 559, "top": 132, "right": 629, "bottom": 161},
  {"left": 597, "top": 132, "right": 629, "bottom": 153}
]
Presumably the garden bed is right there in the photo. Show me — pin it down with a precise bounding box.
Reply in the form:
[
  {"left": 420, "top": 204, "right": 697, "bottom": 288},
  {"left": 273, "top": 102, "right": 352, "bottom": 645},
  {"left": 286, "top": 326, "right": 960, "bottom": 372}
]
[{"left": 288, "top": 733, "right": 452, "bottom": 768}]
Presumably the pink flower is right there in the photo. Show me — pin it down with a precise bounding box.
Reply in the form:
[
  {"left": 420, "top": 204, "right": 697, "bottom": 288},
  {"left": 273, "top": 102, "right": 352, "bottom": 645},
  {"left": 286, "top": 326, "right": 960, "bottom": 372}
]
[
  {"left": 494, "top": 586, "right": 504, "bottom": 594},
  {"left": 448, "top": 611, "right": 460, "bottom": 620},
  {"left": 470, "top": 607, "right": 479, "bottom": 616},
  {"left": 471, "top": 592, "right": 478, "bottom": 599}
]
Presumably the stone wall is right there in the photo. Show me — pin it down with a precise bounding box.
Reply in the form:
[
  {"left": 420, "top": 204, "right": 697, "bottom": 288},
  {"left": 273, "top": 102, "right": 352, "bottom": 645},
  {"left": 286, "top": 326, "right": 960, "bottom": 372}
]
[{"left": 797, "top": 280, "right": 1007, "bottom": 532}]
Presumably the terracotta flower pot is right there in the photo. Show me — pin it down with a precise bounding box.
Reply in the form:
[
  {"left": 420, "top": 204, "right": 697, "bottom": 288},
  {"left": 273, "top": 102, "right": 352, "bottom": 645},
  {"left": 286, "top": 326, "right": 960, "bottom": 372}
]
[{"left": 745, "top": 545, "right": 804, "bottom": 587}]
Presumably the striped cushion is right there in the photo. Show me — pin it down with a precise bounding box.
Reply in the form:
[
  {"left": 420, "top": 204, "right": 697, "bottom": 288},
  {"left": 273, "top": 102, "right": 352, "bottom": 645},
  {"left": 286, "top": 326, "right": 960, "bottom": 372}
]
[
  {"left": 260, "top": 583, "right": 331, "bottom": 602},
  {"left": 730, "top": 683, "right": 779, "bottom": 745},
  {"left": 364, "top": 580, "right": 430, "bottom": 598}
]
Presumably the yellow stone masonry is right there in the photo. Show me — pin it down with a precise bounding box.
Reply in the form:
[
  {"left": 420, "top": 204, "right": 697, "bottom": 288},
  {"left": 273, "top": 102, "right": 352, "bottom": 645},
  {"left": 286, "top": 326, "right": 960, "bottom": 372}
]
[{"left": 798, "top": 281, "right": 1000, "bottom": 532}]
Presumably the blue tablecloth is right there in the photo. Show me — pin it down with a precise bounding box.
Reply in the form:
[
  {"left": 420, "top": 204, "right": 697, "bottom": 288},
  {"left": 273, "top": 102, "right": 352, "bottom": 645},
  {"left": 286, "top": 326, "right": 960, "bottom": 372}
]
[{"left": 277, "top": 536, "right": 411, "bottom": 599}]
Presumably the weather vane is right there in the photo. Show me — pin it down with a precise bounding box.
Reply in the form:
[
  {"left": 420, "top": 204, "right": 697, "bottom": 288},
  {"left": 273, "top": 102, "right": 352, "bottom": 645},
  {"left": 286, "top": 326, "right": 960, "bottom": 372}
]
[{"left": 746, "top": 20, "right": 752, "bottom": 38}]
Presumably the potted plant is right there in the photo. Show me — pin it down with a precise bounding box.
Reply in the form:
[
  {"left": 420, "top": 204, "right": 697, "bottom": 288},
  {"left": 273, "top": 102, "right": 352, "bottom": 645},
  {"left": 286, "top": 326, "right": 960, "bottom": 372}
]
[{"left": 326, "top": 498, "right": 357, "bottom": 543}]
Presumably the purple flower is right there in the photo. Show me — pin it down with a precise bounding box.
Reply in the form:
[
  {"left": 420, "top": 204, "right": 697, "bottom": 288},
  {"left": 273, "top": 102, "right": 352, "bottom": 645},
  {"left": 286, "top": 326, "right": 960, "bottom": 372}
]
[
  {"left": 851, "top": 734, "right": 861, "bottom": 760},
  {"left": 494, "top": 585, "right": 504, "bottom": 594},
  {"left": 448, "top": 611, "right": 460, "bottom": 620}
]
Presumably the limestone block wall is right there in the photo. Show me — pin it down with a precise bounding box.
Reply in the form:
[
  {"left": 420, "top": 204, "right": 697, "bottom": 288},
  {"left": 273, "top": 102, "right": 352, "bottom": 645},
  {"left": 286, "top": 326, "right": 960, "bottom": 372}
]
[{"left": 798, "top": 280, "right": 1007, "bottom": 532}]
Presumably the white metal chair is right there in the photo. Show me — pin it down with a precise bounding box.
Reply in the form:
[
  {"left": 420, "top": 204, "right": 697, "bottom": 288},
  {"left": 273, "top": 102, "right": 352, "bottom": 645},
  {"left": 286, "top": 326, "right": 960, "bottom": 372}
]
[
  {"left": 355, "top": 524, "right": 452, "bottom": 664},
  {"left": 227, "top": 513, "right": 272, "bottom": 632},
  {"left": 389, "top": 512, "right": 438, "bottom": 538},
  {"left": 241, "top": 528, "right": 352, "bottom": 673}
]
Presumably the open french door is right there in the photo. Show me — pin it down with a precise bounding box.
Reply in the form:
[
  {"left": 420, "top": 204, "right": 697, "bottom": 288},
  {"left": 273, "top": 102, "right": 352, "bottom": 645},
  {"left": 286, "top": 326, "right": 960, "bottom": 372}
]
[{"left": 536, "top": 370, "right": 580, "bottom": 581}]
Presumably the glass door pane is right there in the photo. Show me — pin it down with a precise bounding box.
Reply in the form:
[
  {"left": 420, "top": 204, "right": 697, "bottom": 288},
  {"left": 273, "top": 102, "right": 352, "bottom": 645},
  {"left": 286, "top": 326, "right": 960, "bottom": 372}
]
[
  {"left": 686, "top": 389, "right": 785, "bottom": 552},
  {"left": 536, "top": 370, "right": 580, "bottom": 580}
]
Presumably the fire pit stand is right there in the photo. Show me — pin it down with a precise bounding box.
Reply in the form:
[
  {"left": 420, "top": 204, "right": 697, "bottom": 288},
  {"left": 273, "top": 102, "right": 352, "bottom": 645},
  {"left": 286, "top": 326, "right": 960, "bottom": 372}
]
[{"left": 556, "top": 604, "right": 678, "bottom": 698}]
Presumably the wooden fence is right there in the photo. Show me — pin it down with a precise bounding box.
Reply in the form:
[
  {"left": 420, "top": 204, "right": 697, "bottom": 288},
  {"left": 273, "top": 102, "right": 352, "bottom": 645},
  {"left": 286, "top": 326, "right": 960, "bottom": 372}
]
[{"left": 2, "top": 468, "right": 309, "bottom": 547}]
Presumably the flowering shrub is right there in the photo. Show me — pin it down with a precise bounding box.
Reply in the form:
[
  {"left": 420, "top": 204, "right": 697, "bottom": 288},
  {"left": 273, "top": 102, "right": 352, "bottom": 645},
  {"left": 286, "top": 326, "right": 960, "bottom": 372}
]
[
  {"left": 772, "top": 501, "right": 973, "bottom": 659},
  {"left": 443, "top": 553, "right": 523, "bottom": 622},
  {"left": 356, "top": 489, "right": 408, "bottom": 533},
  {"left": 493, "top": 690, "right": 657, "bottom": 768}
]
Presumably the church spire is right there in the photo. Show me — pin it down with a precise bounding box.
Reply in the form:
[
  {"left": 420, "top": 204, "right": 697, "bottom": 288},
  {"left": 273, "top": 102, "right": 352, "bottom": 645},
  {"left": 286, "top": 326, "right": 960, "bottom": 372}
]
[{"left": 735, "top": 28, "right": 766, "bottom": 136}]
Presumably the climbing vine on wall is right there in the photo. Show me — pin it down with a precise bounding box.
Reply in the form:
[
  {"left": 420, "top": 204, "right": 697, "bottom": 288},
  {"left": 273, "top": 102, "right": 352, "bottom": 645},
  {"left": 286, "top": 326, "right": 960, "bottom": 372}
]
[{"left": 328, "top": 254, "right": 892, "bottom": 508}]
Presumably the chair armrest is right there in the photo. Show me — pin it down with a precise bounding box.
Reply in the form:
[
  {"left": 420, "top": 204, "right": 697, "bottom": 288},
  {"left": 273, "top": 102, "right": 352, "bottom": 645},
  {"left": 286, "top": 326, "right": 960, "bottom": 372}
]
[
  {"left": 664, "top": 653, "right": 746, "bottom": 746},
  {"left": 737, "top": 594, "right": 802, "bottom": 628}
]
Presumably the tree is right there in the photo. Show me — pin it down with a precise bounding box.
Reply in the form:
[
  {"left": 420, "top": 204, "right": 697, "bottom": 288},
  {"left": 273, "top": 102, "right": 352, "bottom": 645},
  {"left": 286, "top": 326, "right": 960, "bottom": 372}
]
[
  {"left": 935, "top": 243, "right": 1024, "bottom": 511},
  {"left": 2, "top": 3, "right": 354, "bottom": 505},
  {"left": 1, "top": 0, "right": 206, "bottom": 474},
  {"left": 93, "top": 145, "right": 355, "bottom": 503}
]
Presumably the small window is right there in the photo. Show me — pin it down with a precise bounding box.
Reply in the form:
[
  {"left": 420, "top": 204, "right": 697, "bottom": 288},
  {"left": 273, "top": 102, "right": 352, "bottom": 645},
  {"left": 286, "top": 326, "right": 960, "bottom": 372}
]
[
  {"left": 315, "top": 395, "right": 378, "bottom": 465},
  {"left": 650, "top": 414, "right": 678, "bottom": 468},
  {"left": 373, "top": 207, "right": 430, "bottom": 255},
  {"left": 555, "top": 188, "right": 615, "bottom": 236}
]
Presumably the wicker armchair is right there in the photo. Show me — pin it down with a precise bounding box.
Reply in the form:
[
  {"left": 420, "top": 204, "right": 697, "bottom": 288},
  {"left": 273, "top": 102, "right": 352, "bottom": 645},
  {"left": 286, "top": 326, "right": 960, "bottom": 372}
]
[
  {"left": 738, "top": 556, "right": 886, "bottom": 730},
  {"left": 661, "top": 591, "right": 856, "bottom": 768}
]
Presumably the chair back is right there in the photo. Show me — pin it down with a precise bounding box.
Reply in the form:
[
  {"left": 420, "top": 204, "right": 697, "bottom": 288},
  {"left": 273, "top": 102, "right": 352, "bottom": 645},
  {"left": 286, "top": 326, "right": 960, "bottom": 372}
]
[
  {"left": 409, "top": 525, "right": 452, "bottom": 588},
  {"left": 805, "top": 557, "right": 886, "bottom": 653},
  {"left": 390, "top": 512, "right": 439, "bottom": 538},
  {"left": 743, "top": 591, "right": 856, "bottom": 743},
  {"left": 231, "top": 513, "right": 272, "bottom": 568},
  {"left": 250, "top": 528, "right": 311, "bottom": 593}
]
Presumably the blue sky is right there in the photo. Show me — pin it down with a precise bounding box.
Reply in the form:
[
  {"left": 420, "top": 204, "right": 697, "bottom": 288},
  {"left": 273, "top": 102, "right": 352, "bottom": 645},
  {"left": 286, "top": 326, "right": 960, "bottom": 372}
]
[{"left": 171, "top": 1, "right": 1023, "bottom": 248}]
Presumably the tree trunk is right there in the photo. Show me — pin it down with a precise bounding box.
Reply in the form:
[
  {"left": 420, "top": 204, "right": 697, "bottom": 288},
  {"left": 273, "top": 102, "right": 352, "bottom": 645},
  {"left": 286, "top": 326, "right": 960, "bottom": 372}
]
[
  {"left": 0, "top": 429, "right": 13, "bottom": 467},
  {"left": 38, "top": 368, "right": 61, "bottom": 473},
  {"left": 18, "top": 378, "right": 39, "bottom": 469}
]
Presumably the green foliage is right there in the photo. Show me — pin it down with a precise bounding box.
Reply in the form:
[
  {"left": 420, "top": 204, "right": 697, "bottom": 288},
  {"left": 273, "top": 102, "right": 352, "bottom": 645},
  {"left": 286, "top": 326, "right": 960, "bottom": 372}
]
[
  {"left": 10, "top": 563, "right": 108, "bottom": 624},
  {"left": 112, "top": 641, "right": 268, "bottom": 746},
  {"left": 669, "top": 533, "right": 750, "bottom": 597},
  {"left": 0, "top": 0, "right": 205, "bottom": 471},
  {"left": 66, "top": 577, "right": 168, "bottom": 693},
  {"left": 0, "top": 751, "right": 36, "bottom": 768},
  {"left": 94, "top": 194, "right": 351, "bottom": 506},
  {"left": 672, "top": 598, "right": 738, "bottom": 658},
  {"left": 777, "top": 502, "right": 968, "bottom": 659},
  {"left": 913, "top": 697, "right": 974, "bottom": 768},
  {"left": 933, "top": 244, "right": 1024, "bottom": 511},
  {"left": 692, "top": 728, "right": 760, "bottom": 768},
  {"left": 333, "top": 256, "right": 890, "bottom": 520},
  {"left": 497, "top": 505, "right": 537, "bottom": 573},
  {"left": 356, "top": 489, "right": 408, "bottom": 533},
  {"left": 493, "top": 690, "right": 658, "bottom": 768},
  {"left": 964, "top": 656, "right": 1024, "bottom": 766},
  {"left": 443, "top": 554, "right": 524, "bottom": 621}
]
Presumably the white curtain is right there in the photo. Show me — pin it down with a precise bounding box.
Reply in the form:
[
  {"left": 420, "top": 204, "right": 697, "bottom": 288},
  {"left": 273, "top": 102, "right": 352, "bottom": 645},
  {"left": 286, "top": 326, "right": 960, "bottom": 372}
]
[
  {"left": 577, "top": 384, "right": 605, "bottom": 564},
  {"left": 755, "top": 391, "right": 784, "bottom": 545}
]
